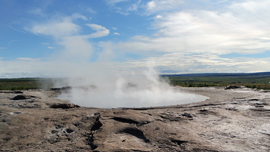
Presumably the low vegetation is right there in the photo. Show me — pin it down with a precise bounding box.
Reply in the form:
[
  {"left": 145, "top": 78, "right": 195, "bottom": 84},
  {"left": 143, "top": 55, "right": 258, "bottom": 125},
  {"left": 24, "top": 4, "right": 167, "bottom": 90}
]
[
  {"left": 0, "top": 72, "right": 270, "bottom": 90},
  {"left": 0, "top": 78, "right": 53, "bottom": 90},
  {"left": 164, "top": 72, "right": 270, "bottom": 90}
]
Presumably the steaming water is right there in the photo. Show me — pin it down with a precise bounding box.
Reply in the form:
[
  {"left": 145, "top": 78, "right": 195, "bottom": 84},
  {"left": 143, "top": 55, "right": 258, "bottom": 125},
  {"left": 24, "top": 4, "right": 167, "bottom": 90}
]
[
  {"left": 57, "top": 67, "right": 208, "bottom": 108},
  {"left": 59, "top": 87, "right": 208, "bottom": 108}
]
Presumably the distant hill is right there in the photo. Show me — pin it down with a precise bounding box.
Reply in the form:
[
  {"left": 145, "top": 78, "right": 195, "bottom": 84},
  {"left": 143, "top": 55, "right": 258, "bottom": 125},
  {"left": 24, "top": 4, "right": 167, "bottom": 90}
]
[{"left": 161, "top": 72, "right": 270, "bottom": 77}]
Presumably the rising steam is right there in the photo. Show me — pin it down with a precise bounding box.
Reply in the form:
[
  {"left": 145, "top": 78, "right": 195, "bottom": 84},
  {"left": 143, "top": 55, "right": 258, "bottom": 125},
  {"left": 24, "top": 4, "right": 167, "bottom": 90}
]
[
  {"left": 56, "top": 62, "right": 208, "bottom": 108},
  {"left": 32, "top": 14, "right": 208, "bottom": 108}
]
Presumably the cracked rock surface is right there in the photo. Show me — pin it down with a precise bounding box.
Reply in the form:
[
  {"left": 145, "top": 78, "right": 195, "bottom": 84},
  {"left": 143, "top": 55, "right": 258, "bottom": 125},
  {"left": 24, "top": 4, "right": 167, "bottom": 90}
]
[{"left": 1, "top": 87, "right": 270, "bottom": 151}]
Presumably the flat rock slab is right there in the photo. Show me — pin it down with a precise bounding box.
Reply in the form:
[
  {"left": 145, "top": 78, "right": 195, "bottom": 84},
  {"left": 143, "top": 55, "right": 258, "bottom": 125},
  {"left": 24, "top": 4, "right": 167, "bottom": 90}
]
[{"left": 0, "top": 87, "right": 270, "bottom": 151}]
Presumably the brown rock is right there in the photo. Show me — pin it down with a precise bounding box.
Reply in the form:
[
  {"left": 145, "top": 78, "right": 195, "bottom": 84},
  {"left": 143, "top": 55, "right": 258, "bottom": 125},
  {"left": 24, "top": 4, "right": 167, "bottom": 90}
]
[{"left": 1, "top": 87, "right": 270, "bottom": 151}]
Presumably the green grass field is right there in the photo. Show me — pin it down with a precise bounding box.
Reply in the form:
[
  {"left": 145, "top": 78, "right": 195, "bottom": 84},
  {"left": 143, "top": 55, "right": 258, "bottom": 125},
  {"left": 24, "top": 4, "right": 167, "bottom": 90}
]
[
  {"left": 0, "top": 78, "right": 53, "bottom": 90},
  {"left": 0, "top": 72, "right": 270, "bottom": 90},
  {"left": 164, "top": 73, "right": 270, "bottom": 90}
]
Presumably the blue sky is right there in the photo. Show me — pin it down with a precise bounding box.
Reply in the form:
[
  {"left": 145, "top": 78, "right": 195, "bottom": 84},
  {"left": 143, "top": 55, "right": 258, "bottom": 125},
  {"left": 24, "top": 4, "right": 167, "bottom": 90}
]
[{"left": 0, "top": 0, "right": 270, "bottom": 77}]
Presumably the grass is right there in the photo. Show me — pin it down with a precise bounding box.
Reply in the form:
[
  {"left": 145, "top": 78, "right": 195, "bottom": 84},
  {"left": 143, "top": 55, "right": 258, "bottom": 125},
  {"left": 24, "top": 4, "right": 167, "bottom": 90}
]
[
  {"left": 164, "top": 74, "right": 270, "bottom": 90},
  {"left": 0, "top": 78, "right": 53, "bottom": 90},
  {"left": 1, "top": 73, "right": 270, "bottom": 90}
]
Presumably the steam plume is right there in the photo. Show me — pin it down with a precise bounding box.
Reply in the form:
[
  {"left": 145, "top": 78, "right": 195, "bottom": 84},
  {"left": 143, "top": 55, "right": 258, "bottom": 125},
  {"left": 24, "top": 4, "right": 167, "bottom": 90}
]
[{"left": 57, "top": 61, "right": 208, "bottom": 108}]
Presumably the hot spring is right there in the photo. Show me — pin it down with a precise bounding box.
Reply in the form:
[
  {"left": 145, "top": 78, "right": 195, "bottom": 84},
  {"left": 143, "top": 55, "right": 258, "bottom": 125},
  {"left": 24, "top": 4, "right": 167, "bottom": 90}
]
[{"left": 56, "top": 67, "right": 208, "bottom": 108}]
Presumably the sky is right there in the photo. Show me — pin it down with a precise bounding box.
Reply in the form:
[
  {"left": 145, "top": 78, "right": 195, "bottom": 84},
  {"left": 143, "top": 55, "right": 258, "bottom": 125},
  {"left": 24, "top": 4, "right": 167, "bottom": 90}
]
[{"left": 0, "top": 0, "right": 270, "bottom": 78}]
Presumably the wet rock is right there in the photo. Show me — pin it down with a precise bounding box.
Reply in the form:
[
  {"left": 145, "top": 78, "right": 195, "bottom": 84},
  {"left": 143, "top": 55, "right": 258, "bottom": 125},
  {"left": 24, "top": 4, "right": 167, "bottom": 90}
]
[
  {"left": 9, "top": 111, "right": 23, "bottom": 115},
  {"left": 160, "top": 113, "right": 182, "bottom": 121},
  {"left": 91, "top": 116, "right": 102, "bottom": 131},
  {"left": 93, "top": 112, "right": 100, "bottom": 116},
  {"left": 198, "top": 109, "right": 217, "bottom": 115},
  {"left": 112, "top": 117, "right": 141, "bottom": 124},
  {"left": 85, "top": 132, "right": 98, "bottom": 150},
  {"left": 224, "top": 85, "right": 242, "bottom": 90},
  {"left": 225, "top": 108, "right": 238, "bottom": 111},
  {"left": 255, "top": 105, "right": 264, "bottom": 108},
  {"left": 261, "top": 90, "right": 270, "bottom": 93},
  {"left": 170, "top": 138, "right": 188, "bottom": 146},
  {"left": 199, "top": 109, "right": 208, "bottom": 112},
  {"left": 50, "top": 103, "right": 80, "bottom": 109},
  {"left": 118, "top": 127, "right": 150, "bottom": 143},
  {"left": 255, "top": 103, "right": 268, "bottom": 106},
  {"left": 0, "top": 91, "right": 20, "bottom": 93},
  {"left": 12, "top": 95, "right": 27, "bottom": 100},
  {"left": 66, "top": 129, "right": 74, "bottom": 133},
  {"left": 182, "top": 113, "right": 193, "bottom": 119},
  {"left": 248, "top": 99, "right": 260, "bottom": 101},
  {"left": 50, "top": 86, "right": 72, "bottom": 91},
  {"left": 249, "top": 108, "right": 270, "bottom": 111}
]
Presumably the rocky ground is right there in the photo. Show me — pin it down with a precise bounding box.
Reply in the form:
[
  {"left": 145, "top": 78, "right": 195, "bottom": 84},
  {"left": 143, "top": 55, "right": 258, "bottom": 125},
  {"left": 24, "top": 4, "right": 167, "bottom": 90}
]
[{"left": 0, "top": 87, "right": 270, "bottom": 152}]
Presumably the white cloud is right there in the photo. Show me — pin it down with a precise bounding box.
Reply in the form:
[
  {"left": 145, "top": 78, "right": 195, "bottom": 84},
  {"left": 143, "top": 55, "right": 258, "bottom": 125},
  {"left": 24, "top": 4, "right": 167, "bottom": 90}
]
[
  {"left": 27, "top": 13, "right": 96, "bottom": 39},
  {"left": 114, "top": 32, "right": 120, "bottom": 35},
  {"left": 105, "top": 0, "right": 142, "bottom": 15},
  {"left": 127, "top": 0, "right": 141, "bottom": 12},
  {"left": 147, "top": 1, "right": 156, "bottom": 10},
  {"left": 86, "top": 7, "right": 96, "bottom": 14},
  {"left": 84, "top": 24, "right": 110, "bottom": 38},
  {"left": 106, "top": 0, "right": 184, "bottom": 16},
  {"left": 156, "top": 15, "right": 162, "bottom": 18},
  {"left": 146, "top": 0, "right": 184, "bottom": 14},
  {"left": 27, "top": 14, "right": 109, "bottom": 63},
  {"left": 230, "top": 0, "right": 270, "bottom": 12},
  {"left": 0, "top": 57, "right": 129, "bottom": 78},
  {"left": 0, "top": 58, "right": 80, "bottom": 78},
  {"left": 17, "top": 58, "right": 42, "bottom": 61},
  {"left": 97, "top": 0, "right": 270, "bottom": 73},
  {"left": 9, "top": 22, "right": 26, "bottom": 33},
  {"left": 114, "top": 8, "right": 130, "bottom": 15},
  {"left": 4, "top": 0, "right": 270, "bottom": 77},
  {"left": 0, "top": 47, "right": 5, "bottom": 49},
  {"left": 71, "top": 13, "right": 88, "bottom": 20},
  {"left": 2, "top": 53, "right": 266, "bottom": 78},
  {"left": 28, "top": 14, "right": 109, "bottom": 40},
  {"left": 29, "top": 17, "right": 80, "bottom": 38},
  {"left": 123, "top": 53, "right": 270, "bottom": 74},
  {"left": 107, "top": 0, "right": 270, "bottom": 56},
  {"left": 0, "top": 58, "right": 50, "bottom": 78},
  {"left": 58, "top": 36, "right": 93, "bottom": 59},
  {"left": 105, "top": 0, "right": 128, "bottom": 6}
]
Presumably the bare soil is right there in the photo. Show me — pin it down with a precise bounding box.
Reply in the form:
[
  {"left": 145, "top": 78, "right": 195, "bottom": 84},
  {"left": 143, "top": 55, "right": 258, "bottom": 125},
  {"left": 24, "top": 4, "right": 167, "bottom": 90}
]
[{"left": 1, "top": 87, "right": 270, "bottom": 151}]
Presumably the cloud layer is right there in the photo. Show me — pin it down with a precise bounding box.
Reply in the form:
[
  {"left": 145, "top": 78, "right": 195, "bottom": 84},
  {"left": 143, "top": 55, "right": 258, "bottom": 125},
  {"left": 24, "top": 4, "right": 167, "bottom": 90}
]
[
  {"left": 1, "top": 0, "right": 270, "bottom": 78},
  {"left": 99, "top": 0, "right": 270, "bottom": 73}
]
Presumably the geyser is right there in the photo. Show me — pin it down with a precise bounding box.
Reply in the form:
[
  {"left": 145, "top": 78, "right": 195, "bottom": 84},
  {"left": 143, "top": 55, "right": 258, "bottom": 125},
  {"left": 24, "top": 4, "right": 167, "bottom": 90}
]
[{"left": 57, "top": 65, "right": 208, "bottom": 108}]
